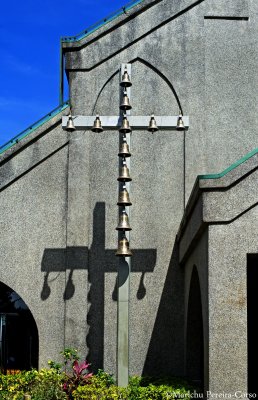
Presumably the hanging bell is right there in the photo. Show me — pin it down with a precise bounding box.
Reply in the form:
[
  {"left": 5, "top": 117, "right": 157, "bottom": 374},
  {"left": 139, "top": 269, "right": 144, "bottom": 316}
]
[
  {"left": 148, "top": 115, "right": 159, "bottom": 133},
  {"left": 116, "top": 210, "right": 131, "bottom": 231},
  {"left": 120, "top": 91, "right": 132, "bottom": 111},
  {"left": 118, "top": 142, "right": 131, "bottom": 157},
  {"left": 91, "top": 115, "right": 104, "bottom": 133},
  {"left": 117, "top": 188, "right": 132, "bottom": 206},
  {"left": 119, "top": 116, "right": 132, "bottom": 133},
  {"left": 117, "top": 164, "right": 132, "bottom": 182},
  {"left": 177, "top": 113, "right": 185, "bottom": 131},
  {"left": 116, "top": 236, "right": 132, "bottom": 257},
  {"left": 66, "top": 114, "right": 76, "bottom": 132},
  {"left": 120, "top": 67, "right": 132, "bottom": 88}
]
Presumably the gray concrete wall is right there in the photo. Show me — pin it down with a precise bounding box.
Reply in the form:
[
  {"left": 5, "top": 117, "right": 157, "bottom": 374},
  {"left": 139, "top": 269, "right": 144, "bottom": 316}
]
[
  {"left": 208, "top": 206, "right": 258, "bottom": 394},
  {"left": 0, "top": 117, "right": 70, "bottom": 368},
  {"left": 61, "top": 0, "right": 257, "bottom": 377},
  {"left": 0, "top": 0, "right": 257, "bottom": 382},
  {"left": 184, "top": 230, "right": 209, "bottom": 392},
  {"left": 179, "top": 150, "right": 258, "bottom": 392},
  {"left": 65, "top": 0, "right": 258, "bottom": 202},
  {"left": 182, "top": 204, "right": 258, "bottom": 394}
]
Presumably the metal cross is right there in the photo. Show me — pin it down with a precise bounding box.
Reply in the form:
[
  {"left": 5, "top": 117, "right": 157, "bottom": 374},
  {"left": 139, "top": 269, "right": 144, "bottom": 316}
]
[{"left": 62, "top": 63, "right": 189, "bottom": 387}]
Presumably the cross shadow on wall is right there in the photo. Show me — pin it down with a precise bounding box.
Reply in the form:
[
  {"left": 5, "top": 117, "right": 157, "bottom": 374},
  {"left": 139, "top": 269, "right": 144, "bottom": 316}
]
[{"left": 41, "top": 202, "right": 157, "bottom": 371}]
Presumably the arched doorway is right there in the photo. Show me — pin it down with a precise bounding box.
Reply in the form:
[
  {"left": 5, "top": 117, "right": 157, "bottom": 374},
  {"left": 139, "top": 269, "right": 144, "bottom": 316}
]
[
  {"left": 0, "top": 282, "right": 38, "bottom": 373},
  {"left": 186, "top": 266, "right": 204, "bottom": 388}
]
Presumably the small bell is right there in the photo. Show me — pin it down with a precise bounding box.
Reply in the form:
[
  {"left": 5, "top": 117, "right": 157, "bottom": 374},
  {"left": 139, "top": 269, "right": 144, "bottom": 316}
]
[
  {"left": 66, "top": 113, "right": 75, "bottom": 132},
  {"left": 92, "top": 115, "right": 104, "bottom": 133},
  {"left": 117, "top": 188, "right": 132, "bottom": 206},
  {"left": 120, "top": 67, "right": 132, "bottom": 88},
  {"left": 118, "top": 142, "right": 131, "bottom": 157},
  {"left": 116, "top": 210, "right": 131, "bottom": 231},
  {"left": 148, "top": 115, "right": 159, "bottom": 133},
  {"left": 177, "top": 113, "right": 185, "bottom": 131},
  {"left": 120, "top": 91, "right": 132, "bottom": 111},
  {"left": 119, "top": 116, "right": 132, "bottom": 133},
  {"left": 116, "top": 236, "right": 132, "bottom": 257},
  {"left": 117, "top": 163, "right": 132, "bottom": 182}
]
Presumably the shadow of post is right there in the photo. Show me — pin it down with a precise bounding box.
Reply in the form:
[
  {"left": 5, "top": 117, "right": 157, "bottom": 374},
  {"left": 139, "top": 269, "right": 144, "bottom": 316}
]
[{"left": 41, "top": 202, "right": 157, "bottom": 372}]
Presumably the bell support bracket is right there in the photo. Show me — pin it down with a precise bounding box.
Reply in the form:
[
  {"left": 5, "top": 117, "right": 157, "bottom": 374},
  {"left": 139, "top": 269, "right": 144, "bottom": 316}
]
[{"left": 62, "top": 115, "right": 189, "bottom": 130}]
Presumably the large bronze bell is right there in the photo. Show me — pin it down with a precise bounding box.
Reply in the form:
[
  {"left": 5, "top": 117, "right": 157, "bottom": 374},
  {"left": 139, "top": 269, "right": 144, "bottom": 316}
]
[
  {"left": 117, "top": 164, "right": 131, "bottom": 182},
  {"left": 177, "top": 113, "right": 185, "bottom": 131},
  {"left": 117, "top": 188, "right": 132, "bottom": 206},
  {"left": 148, "top": 115, "right": 159, "bottom": 133},
  {"left": 66, "top": 114, "right": 76, "bottom": 132},
  {"left": 116, "top": 210, "right": 131, "bottom": 231},
  {"left": 116, "top": 236, "right": 132, "bottom": 257},
  {"left": 92, "top": 115, "right": 104, "bottom": 132},
  {"left": 119, "top": 116, "right": 131, "bottom": 133},
  {"left": 120, "top": 92, "right": 132, "bottom": 111},
  {"left": 118, "top": 142, "right": 131, "bottom": 157},
  {"left": 120, "top": 68, "right": 132, "bottom": 88}
]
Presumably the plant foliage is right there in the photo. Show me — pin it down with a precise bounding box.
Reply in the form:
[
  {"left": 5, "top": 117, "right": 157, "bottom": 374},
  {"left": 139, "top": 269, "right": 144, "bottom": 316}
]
[{"left": 0, "top": 348, "right": 200, "bottom": 400}]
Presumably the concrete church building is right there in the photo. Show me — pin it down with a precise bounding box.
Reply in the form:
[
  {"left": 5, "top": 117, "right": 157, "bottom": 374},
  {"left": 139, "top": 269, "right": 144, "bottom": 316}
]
[{"left": 0, "top": 0, "right": 257, "bottom": 395}]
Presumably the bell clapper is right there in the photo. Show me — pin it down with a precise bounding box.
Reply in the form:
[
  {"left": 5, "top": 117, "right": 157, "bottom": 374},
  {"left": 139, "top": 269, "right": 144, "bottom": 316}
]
[
  {"left": 91, "top": 114, "right": 104, "bottom": 133},
  {"left": 120, "top": 65, "right": 132, "bottom": 88},
  {"left": 177, "top": 110, "right": 185, "bottom": 131},
  {"left": 148, "top": 113, "right": 159, "bottom": 133},
  {"left": 66, "top": 111, "right": 76, "bottom": 132}
]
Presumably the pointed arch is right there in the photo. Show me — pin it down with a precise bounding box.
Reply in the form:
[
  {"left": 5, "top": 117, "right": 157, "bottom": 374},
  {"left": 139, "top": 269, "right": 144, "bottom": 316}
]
[
  {"left": 131, "top": 57, "right": 183, "bottom": 113},
  {"left": 186, "top": 266, "right": 204, "bottom": 387},
  {"left": 0, "top": 282, "right": 38, "bottom": 373},
  {"left": 92, "top": 57, "right": 183, "bottom": 115}
]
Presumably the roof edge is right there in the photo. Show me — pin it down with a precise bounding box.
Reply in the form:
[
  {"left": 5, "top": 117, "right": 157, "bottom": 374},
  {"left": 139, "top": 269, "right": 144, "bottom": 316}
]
[
  {"left": 198, "top": 148, "right": 258, "bottom": 180},
  {"left": 0, "top": 102, "right": 69, "bottom": 157},
  {"left": 177, "top": 147, "right": 258, "bottom": 247},
  {"left": 61, "top": 0, "right": 147, "bottom": 44}
]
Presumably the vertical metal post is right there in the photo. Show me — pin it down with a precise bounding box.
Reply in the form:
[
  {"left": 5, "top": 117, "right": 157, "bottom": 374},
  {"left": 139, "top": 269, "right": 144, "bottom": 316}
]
[
  {"left": 0, "top": 314, "right": 6, "bottom": 373},
  {"left": 117, "top": 63, "right": 132, "bottom": 387}
]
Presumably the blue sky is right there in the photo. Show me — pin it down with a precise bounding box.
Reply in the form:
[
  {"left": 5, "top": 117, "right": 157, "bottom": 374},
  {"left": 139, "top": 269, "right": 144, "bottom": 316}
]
[{"left": 0, "top": 0, "right": 131, "bottom": 146}]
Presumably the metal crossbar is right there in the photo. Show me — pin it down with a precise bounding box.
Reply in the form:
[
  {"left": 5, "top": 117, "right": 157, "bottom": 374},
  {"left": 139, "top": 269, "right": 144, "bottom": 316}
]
[{"left": 62, "top": 115, "right": 189, "bottom": 130}]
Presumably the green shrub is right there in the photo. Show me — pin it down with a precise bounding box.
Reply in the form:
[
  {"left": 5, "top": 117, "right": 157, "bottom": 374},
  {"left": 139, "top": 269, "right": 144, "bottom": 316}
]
[
  {"left": 72, "top": 374, "right": 198, "bottom": 400},
  {"left": 29, "top": 368, "right": 67, "bottom": 400},
  {"left": 0, "top": 349, "right": 200, "bottom": 400},
  {"left": 0, "top": 368, "right": 66, "bottom": 400},
  {"left": 0, "top": 370, "right": 37, "bottom": 400}
]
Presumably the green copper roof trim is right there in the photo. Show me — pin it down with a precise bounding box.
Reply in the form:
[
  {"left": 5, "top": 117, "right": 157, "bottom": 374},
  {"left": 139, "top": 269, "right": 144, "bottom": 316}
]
[
  {"left": 61, "top": 0, "right": 144, "bottom": 43},
  {"left": 198, "top": 148, "right": 258, "bottom": 180},
  {"left": 0, "top": 101, "right": 69, "bottom": 156}
]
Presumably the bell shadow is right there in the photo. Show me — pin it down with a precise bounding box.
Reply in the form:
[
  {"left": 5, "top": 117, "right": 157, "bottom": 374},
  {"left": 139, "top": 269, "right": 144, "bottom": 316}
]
[
  {"left": 41, "top": 202, "right": 157, "bottom": 371},
  {"left": 41, "top": 247, "right": 88, "bottom": 301}
]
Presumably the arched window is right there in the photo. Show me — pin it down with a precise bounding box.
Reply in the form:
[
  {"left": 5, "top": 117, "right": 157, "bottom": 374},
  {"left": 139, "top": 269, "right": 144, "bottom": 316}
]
[
  {"left": 0, "top": 282, "right": 38, "bottom": 373},
  {"left": 186, "top": 266, "right": 204, "bottom": 388}
]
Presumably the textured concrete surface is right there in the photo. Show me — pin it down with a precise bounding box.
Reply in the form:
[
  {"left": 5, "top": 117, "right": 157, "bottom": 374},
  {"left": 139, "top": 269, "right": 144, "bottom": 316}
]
[
  {"left": 179, "top": 151, "right": 258, "bottom": 262},
  {"left": 184, "top": 231, "right": 209, "bottom": 392},
  {"left": 179, "top": 150, "right": 258, "bottom": 393},
  {"left": 0, "top": 0, "right": 257, "bottom": 390},
  {"left": 208, "top": 207, "right": 257, "bottom": 394},
  {"left": 63, "top": 0, "right": 257, "bottom": 379},
  {"left": 0, "top": 120, "right": 69, "bottom": 367}
]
